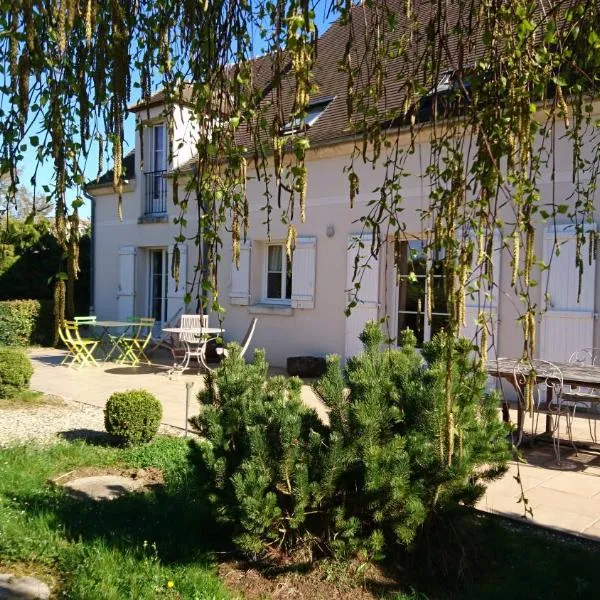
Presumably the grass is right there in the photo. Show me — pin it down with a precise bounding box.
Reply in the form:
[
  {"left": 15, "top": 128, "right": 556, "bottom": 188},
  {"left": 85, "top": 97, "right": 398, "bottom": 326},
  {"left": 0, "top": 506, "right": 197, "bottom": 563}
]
[
  {"left": 1, "top": 436, "right": 599, "bottom": 599},
  {"left": 0, "top": 389, "right": 63, "bottom": 409},
  {"left": 0, "top": 436, "right": 231, "bottom": 599}
]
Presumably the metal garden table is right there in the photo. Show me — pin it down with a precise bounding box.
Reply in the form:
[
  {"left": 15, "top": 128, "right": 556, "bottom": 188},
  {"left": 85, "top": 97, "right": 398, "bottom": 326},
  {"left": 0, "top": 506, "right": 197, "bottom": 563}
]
[
  {"left": 93, "top": 320, "right": 136, "bottom": 361},
  {"left": 162, "top": 326, "right": 225, "bottom": 374},
  {"left": 487, "top": 357, "right": 600, "bottom": 443}
]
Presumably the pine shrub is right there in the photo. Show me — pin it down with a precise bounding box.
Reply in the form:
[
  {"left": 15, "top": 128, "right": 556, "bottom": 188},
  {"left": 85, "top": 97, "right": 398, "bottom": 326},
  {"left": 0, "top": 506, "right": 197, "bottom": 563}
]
[
  {"left": 0, "top": 346, "right": 34, "bottom": 399},
  {"left": 104, "top": 389, "right": 163, "bottom": 446},
  {"left": 195, "top": 328, "right": 510, "bottom": 560}
]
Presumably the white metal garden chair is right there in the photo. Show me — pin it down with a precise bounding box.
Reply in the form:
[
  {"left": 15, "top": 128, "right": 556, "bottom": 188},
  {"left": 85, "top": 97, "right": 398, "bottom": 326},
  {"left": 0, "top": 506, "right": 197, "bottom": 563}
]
[
  {"left": 565, "top": 348, "right": 600, "bottom": 443},
  {"left": 513, "top": 359, "right": 577, "bottom": 465}
]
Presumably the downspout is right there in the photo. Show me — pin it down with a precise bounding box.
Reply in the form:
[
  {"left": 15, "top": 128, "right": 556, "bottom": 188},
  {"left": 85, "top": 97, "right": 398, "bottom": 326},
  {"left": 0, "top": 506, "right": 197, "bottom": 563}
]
[{"left": 83, "top": 189, "right": 96, "bottom": 314}]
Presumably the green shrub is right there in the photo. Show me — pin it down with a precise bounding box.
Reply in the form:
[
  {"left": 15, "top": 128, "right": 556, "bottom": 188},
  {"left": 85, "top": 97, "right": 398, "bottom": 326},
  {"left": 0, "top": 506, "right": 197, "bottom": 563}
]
[
  {"left": 0, "top": 346, "right": 34, "bottom": 399},
  {"left": 195, "top": 326, "right": 510, "bottom": 560},
  {"left": 104, "top": 389, "right": 163, "bottom": 446},
  {"left": 0, "top": 299, "right": 43, "bottom": 346}
]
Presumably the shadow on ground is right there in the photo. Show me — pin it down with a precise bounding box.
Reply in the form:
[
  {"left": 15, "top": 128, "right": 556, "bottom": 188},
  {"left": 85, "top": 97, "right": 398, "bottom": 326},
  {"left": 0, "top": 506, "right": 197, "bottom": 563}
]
[
  {"left": 29, "top": 354, "right": 64, "bottom": 367},
  {"left": 103, "top": 365, "right": 169, "bottom": 376},
  {"left": 59, "top": 429, "right": 117, "bottom": 447}
]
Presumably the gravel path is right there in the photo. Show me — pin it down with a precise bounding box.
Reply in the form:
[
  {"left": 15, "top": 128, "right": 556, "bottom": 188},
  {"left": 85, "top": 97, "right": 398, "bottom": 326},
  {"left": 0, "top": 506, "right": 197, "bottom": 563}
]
[{"left": 0, "top": 397, "right": 189, "bottom": 448}]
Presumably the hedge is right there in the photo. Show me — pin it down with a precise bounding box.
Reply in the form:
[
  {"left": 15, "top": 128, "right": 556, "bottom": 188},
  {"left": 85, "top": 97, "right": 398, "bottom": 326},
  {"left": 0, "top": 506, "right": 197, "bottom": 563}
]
[{"left": 0, "top": 299, "right": 53, "bottom": 347}]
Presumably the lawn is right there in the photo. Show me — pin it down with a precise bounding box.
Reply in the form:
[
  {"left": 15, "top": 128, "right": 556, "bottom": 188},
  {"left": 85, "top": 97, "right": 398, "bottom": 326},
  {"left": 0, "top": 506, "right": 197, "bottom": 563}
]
[
  {"left": 0, "top": 437, "right": 230, "bottom": 599},
  {"left": 1, "top": 437, "right": 599, "bottom": 599}
]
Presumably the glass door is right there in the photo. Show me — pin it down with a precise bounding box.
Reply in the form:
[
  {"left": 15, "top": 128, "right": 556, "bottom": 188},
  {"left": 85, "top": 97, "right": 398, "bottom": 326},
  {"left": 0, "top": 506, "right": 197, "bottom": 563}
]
[{"left": 148, "top": 249, "right": 168, "bottom": 324}]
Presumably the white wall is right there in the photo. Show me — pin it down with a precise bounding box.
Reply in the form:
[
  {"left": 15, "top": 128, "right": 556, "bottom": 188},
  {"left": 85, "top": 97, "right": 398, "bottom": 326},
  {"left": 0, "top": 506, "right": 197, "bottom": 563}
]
[{"left": 91, "top": 102, "right": 600, "bottom": 368}]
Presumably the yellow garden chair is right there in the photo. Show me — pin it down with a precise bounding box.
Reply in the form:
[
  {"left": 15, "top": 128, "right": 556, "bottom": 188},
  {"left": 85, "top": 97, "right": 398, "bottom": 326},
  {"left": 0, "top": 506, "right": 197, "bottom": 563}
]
[
  {"left": 59, "top": 321, "right": 99, "bottom": 369},
  {"left": 117, "top": 318, "right": 155, "bottom": 366}
]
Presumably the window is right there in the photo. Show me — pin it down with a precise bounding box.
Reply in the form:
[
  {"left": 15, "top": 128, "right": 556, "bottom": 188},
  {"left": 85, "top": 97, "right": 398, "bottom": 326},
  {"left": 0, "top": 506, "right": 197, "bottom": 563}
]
[
  {"left": 397, "top": 240, "right": 448, "bottom": 346},
  {"left": 153, "top": 124, "right": 166, "bottom": 172},
  {"left": 281, "top": 97, "right": 334, "bottom": 135},
  {"left": 266, "top": 245, "right": 292, "bottom": 301},
  {"left": 145, "top": 124, "right": 167, "bottom": 214},
  {"left": 149, "top": 248, "right": 168, "bottom": 322}
]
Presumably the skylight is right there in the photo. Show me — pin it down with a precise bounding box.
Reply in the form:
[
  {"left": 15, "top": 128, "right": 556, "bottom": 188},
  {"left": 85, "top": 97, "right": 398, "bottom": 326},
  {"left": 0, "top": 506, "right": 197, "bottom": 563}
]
[{"left": 281, "top": 96, "right": 335, "bottom": 135}]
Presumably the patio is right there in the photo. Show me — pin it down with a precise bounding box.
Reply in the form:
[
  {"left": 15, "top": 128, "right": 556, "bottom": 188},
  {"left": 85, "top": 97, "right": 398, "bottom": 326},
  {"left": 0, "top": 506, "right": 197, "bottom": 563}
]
[
  {"left": 28, "top": 347, "right": 329, "bottom": 429},
  {"left": 28, "top": 348, "right": 600, "bottom": 544}
]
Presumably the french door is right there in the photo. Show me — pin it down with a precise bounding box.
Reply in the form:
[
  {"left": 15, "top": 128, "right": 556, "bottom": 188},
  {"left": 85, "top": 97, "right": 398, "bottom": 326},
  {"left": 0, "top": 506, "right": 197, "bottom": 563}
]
[{"left": 148, "top": 249, "right": 168, "bottom": 324}]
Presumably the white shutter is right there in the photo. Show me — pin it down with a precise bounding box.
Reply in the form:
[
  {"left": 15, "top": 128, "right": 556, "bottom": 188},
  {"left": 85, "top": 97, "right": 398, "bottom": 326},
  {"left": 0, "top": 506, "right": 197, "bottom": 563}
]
[
  {"left": 167, "top": 243, "right": 188, "bottom": 321},
  {"left": 230, "top": 240, "right": 251, "bottom": 305},
  {"left": 117, "top": 245, "right": 136, "bottom": 320},
  {"left": 463, "top": 230, "right": 501, "bottom": 359},
  {"left": 291, "top": 236, "right": 316, "bottom": 309},
  {"left": 344, "top": 234, "right": 380, "bottom": 360},
  {"left": 540, "top": 224, "right": 596, "bottom": 362}
]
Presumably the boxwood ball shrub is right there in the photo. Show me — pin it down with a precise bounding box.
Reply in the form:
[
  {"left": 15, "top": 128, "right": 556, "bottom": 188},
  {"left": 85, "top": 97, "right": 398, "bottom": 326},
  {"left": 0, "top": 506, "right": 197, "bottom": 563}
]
[
  {"left": 104, "top": 389, "right": 163, "bottom": 446},
  {"left": 0, "top": 346, "right": 34, "bottom": 399}
]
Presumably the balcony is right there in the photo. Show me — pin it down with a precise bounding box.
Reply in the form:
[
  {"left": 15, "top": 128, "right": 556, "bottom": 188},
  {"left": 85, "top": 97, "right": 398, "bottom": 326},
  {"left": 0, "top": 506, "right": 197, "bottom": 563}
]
[{"left": 144, "top": 170, "right": 167, "bottom": 217}]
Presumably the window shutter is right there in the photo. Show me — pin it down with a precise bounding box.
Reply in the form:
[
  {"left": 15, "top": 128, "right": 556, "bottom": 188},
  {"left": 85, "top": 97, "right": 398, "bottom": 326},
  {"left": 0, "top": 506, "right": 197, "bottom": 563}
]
[
  {"left": 117, "top": 245, "right": 136, "bottom": 320},
  {"left": 230, "top": 240, "right": 251, "bottom": 305},
  {"left": 167, "top": 244, "right": 187, "bottom": 321},
  {"left": 291, "top": 236, "right": 317, "bottom": 309},
  {"left": 344, "top": 234, "right": 380, "bottom": 360},
  {"left": 541, "top": 223, "right": 596, "bottom": 362},
  {"left": 347, "top": 234, "right": 380, "bottom": 306}
]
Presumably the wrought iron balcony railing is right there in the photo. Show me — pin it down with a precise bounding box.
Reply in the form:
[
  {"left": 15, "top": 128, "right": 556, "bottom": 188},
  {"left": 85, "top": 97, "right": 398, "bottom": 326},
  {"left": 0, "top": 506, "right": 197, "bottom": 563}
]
[{"left": 144, "top": 170, "right": 167, "bottom": 215}]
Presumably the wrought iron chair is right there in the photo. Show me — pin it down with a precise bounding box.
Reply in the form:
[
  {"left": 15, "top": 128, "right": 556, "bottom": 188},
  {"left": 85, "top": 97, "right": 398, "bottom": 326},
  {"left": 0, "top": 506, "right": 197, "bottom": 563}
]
[
  {"left": 217, "top": 317, "right": 258, "bottom": 360},
  {"left": 147, "top": 307, "right": 183, "bottom": 357},
  {"left": 565, "top": 348, "right": 600, "bottom": 443},
  {"left": 513, "top": 359, "right": 577, "bottom": 465}
]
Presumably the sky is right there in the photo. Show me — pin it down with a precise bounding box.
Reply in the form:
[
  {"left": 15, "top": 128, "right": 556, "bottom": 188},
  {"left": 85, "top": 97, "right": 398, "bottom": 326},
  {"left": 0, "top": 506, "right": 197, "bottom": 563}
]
[{"left": 12, "top": 1, "right": 338, "bottom": 221}]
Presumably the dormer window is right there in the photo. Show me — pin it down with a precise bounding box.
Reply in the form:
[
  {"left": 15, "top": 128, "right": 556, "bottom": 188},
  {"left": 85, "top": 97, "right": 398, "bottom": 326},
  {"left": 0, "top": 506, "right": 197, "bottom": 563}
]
[
  {"left": 281, "top": 97, "right": 334, "bottom": 135},
  {"left": 145, "top": 123, "right": 167, "bottom": 215}
]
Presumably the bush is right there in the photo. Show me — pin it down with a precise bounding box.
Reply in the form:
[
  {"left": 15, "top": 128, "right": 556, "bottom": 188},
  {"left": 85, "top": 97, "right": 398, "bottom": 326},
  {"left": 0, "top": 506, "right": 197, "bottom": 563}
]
[
  {"left": 104, "top": 389, "right": 163, "bottom": 446},
  {"left": 0, "top": 299, "right": 43, "bottom": 346},
  {"left": 195, "top": 326, "right": 510, "bottom": 560},
  {"left": 0, "top": 346, "right": 34, "bottom": 399}
]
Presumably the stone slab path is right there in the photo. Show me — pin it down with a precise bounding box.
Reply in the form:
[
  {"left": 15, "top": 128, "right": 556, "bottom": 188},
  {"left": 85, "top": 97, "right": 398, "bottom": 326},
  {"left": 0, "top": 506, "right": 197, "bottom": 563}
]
[{"left": 0, "top": 574, "right": 50, "bottom": 600}]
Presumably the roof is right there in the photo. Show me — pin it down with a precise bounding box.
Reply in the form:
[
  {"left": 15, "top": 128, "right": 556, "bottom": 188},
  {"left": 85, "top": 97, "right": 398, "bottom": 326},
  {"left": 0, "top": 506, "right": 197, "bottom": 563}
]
[
  {"left": 128, "top": 83, "right": 195, "bottom": 113},
  {"left": 178, "top": 0, "right": 484, "bottom": 172},
  {"left": 87, "top": 150, "right": 136, "bottom": 188},
  {"left": 96, "top": 0, "right": 582, "bottom": 180}
]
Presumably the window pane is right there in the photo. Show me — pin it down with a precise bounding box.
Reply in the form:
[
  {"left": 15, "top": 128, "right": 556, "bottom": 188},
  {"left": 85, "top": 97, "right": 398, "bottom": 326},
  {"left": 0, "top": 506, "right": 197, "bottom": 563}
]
[
  {"left": 430, "top": 314, "right": 449, "bottom": 339},
  {"left": 267, "top": 272, "right": 282, "bottom": 298},
  {"left": 285, "top": 257, "right": 292, "bottom": 300},
  {"left": 398, "top": 276, "right": 425, "bottom": 313},
  {"left": 397, "top": 312, "right": 424, "bottom": 346},
  {"left": 399, "top": 240, "right": 426, "bottom": 277},
  {"left": 431, "top": 276, "right": 448, "bottom": 314},
  {"left": 268, "top": 246, "right": 282, "bottom": 271},
  {"left": 154, "top": 126, "right": 165, "bottom": 170}
]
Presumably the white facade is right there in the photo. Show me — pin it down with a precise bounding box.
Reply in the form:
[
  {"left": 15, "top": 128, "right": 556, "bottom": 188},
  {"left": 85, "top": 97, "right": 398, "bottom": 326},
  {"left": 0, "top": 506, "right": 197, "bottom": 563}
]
[{"left": 88, "top": 103, "right": 600, "bottom": 368}]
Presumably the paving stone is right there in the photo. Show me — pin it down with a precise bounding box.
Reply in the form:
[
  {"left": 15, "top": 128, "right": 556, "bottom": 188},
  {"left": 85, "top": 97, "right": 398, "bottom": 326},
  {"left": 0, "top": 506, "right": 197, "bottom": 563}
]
[
  {"left": 62, "top": 475, "right": 145, "bottom": 501},
  {"left": 0, "top": 574, "right": 50, "bottom": 600}
]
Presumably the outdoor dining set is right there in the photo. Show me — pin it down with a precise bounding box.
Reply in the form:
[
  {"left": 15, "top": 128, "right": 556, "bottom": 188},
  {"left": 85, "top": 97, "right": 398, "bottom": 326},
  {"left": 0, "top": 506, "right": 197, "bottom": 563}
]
[
  {"left": 488, "top": 350, "right": 600, "bottom": 465},
  {"left": 56, "top": 314, "right": 258, "bottom": 376}
]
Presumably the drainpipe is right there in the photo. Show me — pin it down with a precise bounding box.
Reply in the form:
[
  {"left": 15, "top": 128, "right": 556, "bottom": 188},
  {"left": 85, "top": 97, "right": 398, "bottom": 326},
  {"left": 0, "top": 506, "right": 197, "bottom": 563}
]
[{"left": 83, "top": 189, "right": 95, "bottom": 314}]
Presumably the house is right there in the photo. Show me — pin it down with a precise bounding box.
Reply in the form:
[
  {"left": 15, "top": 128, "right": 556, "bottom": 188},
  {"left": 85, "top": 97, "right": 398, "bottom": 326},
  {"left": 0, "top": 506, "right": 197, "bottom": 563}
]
[{"left": 86, "top": 1, "right": 600, "bottom": 368}]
